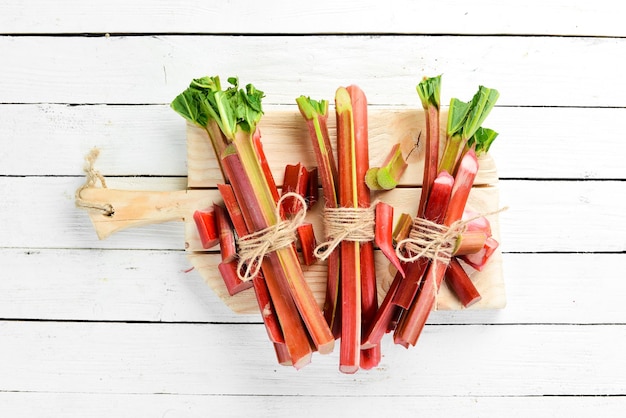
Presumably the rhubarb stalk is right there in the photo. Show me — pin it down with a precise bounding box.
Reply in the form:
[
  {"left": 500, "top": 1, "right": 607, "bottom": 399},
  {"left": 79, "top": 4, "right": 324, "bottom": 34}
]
[
  {"left": 335, "top": 86, "right": 362, "bottom": 373},
  {"left": 365, "top": 143, "right": 408, "bottom": 191},
  {"left": 296, "top": 96, "right": 342, "bottom": 337},
  {"left": 416, "top": 75, "right": 442, "bottom": 217},
  {"left": 349, "top": 85, "right": 380, "bottom": 370}
]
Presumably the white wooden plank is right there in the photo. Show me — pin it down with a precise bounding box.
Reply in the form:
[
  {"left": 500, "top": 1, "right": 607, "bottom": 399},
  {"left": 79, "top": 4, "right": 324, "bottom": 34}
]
[
  {"left": 2, "top": 0, "right": 625, "bottom": 37},
  {"left": 497, "top": 180, "right": 626, "bottom": 253},
  {"left": 0, "top": 248, "right": 236, "bottom": 323},
  {"left": 5, "top": 105, "right": 623, "bottom": 180},
  {"left": 2, "top": 36, "right": 626, "bottom": 107},
  {"left": 0, "top": 249, "right": 623, "bottom": 325},
  {"left": 0, "top": 176, "right": 189, "bottom": 250},
  {"left": 0, "top": 177, "right": 621, "bottom": 252},
  {"left": 1, "top": 392, "right": 624, "bottom": 418},
  {"left": 0, "top": 321, "right": 623, "bottom": 396}
]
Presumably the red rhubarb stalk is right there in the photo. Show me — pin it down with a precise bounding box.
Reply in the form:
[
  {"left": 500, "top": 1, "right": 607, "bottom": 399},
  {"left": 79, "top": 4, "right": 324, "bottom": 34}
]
[
  {"left": 192, "top": 208, "right": 219, "bottom": 249},
  {"left": 306, "top": 167, "right": 319, "bottom": 208},
  {"left": 295, "top": 96, "right": 342, "bottom": 337},
  {"left": 214, "top": 203, "right": 237, "bottom": 262},
  {"left": 216, "top": 184, "right": 248, "bottom": 238},
  {"left": 460, "top": 236, "right": 499, "bottom": 271},
  {"left": 375, "top": 202, "right": 405, "bottom": 277},
  {"left": 217, "top": 260, "right": 254, "bottom": 296},
  {"left": 336, "top": 86, "right": 363, "bottom": 373},
  {"left": 281, "top": 163, "right": 319, "bottom": 265},
  {"left": 253, "top": 127, "right": 280, "bottom": 203},
  {"left": 214, "top": 202, "right": 254, "bottom": 296},
  {"left": 281, "top": 163, "right": 309, "bottom": 215},
  {"left": 416, "top": 75, "right": 442, "bottom": 217},
  {"left": 296, "top": 222, "right": 317, "bottom": 266},
  {"left": 361, "top": 268, "right": 403, "bottom": 349},
  {"left": 445, "top": 257, "right": 482, "bottom": 307},
  {"left": 348, "top": 85, "right": 381, "bottom": 370}
]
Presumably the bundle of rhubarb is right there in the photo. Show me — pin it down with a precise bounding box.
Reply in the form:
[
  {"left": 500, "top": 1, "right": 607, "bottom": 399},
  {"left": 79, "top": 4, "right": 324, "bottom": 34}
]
[
  {"left": 297, "top": 87, "right": 404, "bottom": 373},
  {"left": 362, "top": 75, "right": 501, "bottom": 350},
  {"left": 171, "top": 76, "right": 334, "bottom": 369},
  {"left": 171, "top": 75, "right": 501, "bottom": 373}
]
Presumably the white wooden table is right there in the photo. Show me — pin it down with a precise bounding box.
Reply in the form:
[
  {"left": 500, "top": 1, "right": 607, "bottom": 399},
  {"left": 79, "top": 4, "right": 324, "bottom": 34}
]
[{"left": 1, "top": 1, "right": 625, "bottom": 416}]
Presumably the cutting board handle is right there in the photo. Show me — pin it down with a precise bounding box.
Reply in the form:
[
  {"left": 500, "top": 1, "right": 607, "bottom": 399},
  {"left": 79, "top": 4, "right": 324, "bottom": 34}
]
[{"left": 76, "top": 187, "right": 214, "bottom": 240}]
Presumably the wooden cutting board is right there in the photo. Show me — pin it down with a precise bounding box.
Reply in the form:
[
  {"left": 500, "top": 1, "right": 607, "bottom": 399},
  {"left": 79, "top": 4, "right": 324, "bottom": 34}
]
[{"left": 80, "top": 108, "right": 506, "bottom": 314}]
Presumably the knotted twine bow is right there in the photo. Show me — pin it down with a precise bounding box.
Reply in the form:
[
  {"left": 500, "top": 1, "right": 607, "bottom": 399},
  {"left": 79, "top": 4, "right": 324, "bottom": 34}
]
[
  {"left": 236, "top": 192, "right": 308, "bottom": 282},
  {"left": 75, "top": 148, "right": 115, "bottom": 216},
  {"left": 395, "top": 217, "right": 463, "bottom": 265},
  {"left": 394, "top": 207, "right": 508, "bottom": 307},
  {"left": 313, "top": 202, "right": 378, "bottom": 261},
  {"left": 395, "top": 207, "right": 508, "bottom": 265}
]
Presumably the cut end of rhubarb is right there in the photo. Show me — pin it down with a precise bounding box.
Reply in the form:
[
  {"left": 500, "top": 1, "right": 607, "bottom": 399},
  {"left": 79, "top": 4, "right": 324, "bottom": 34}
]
[
  {"left": 365, "top": 167, "right": 383, "bottom": 190},
  {"left": 339, "top": 364, "right": 360, "bottom": 374},
  {"left": 317, "top": 339, "right": 335, "bottom": 355},
  {"left": 334, "top": 87, "right": 353, "bottom": 114},
  {"left": 291, "top": 353, "right": 313, "bottom": 371},
  {"left": 464, "top": 294, "right": 483, "bottom": 308},
  {"left": 296, "top": 95, "right": 328, "bottom": 120}
]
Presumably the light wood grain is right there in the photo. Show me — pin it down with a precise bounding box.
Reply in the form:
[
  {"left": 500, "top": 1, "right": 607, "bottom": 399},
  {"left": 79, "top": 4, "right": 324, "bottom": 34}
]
[
  {"left": 2, "top": 0, "right": 625, "bottom": 37},
  {"left": 2, "top": 36, "right": 626, "bottom": 107},
  {"left": 79, "top": 187, "right": 218, "bottom": 239}
]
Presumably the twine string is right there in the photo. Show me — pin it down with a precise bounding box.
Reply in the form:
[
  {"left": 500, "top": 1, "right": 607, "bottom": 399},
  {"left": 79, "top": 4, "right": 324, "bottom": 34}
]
[
  {"left": 396, "top": 217, "right": 461, "bottom": 265},
  {"left": 395, "top": 207, "right": 508, "bottom": 265},
  {"left": 236, "top": 192, "right": 308, "bottom": 282},
  {"left": 313, "top": 202, "right": 377, "bottom": 261},
  {"left": 395, "top": 207, "right": 508, "bottom": 308},
  {"left": 74, "top": 148, "right": 115, "bottom": 216}
]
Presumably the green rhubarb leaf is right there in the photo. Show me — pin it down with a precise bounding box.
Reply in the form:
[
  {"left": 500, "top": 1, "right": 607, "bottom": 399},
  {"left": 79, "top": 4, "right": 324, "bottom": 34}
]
[
  {"left": 178, "top": 76, "right": 266, "bottom": 140},
  {"left": 189, "top": 75, "right": 222, "bottom": 92},
  {"left": 296, "top": 96, "right": 328, "bottom": 119},
  {"left": 171, "top": 75, "right": 223, "bottom": 131},
  {"left": 469, "top": 127, "right": 499, "bottom": 156},
  {"left": 462, "top": 86, "right": 500, "bottom": 140},
  {"left": 446, "top": 98, "right": 472, "bottom": 137},
  {"left": 170, "top": 88, "right": 209, "bottom": 127},
  {"left": 416, "top": 75, "right": 442, "bottom": 109}
]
